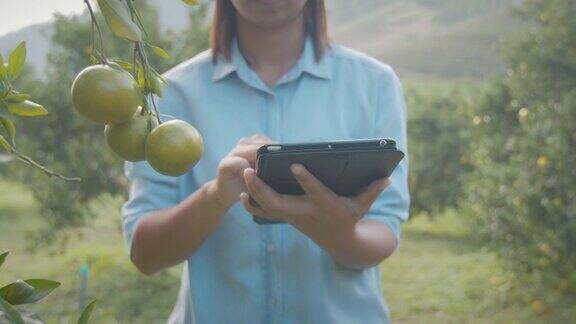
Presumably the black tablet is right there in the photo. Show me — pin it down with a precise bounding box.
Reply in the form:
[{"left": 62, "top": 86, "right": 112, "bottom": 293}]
[{"left": 249, "top": 138, "right": 405, "bottom": 225}]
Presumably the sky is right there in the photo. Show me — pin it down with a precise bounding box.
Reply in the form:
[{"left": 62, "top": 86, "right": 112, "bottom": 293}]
[{"left": 0, "top": 0, "right": 85, "bottom": 36}]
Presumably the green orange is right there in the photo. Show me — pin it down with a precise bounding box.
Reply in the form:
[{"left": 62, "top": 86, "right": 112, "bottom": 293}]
[
  {"left": 71, "top": 64, "right": 140, "bottom": 124},
  {"left": 104, "top": 108, "right": 158, "bottom": 162},
  {"left": 145, "top": 120, "right": 204, "bottom": 176}
]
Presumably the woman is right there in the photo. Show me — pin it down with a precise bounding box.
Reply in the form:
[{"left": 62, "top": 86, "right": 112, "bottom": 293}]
[{"left": 122, "top": 0, "right": 410, "bottom": 323}]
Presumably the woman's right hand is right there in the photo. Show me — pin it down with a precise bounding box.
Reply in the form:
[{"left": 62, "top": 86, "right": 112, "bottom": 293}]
[{"left": 208, "top": 134, "right": 276, "bottom": 209}]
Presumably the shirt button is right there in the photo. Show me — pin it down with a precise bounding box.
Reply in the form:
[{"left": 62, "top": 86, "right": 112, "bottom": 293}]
[{"left": 267, "top": 243, "right": 276, "bottom": 253}]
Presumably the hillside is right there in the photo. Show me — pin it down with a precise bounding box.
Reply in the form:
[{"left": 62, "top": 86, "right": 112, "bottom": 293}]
[
  {"left": 0, "top": 0, "right": 524, "bottom": 80},
  {"left": 0, "top": 0, "right": 192, "bottom": 76},
  {"left": 329, "top": 0, "right": 524, "bottom": 79}
]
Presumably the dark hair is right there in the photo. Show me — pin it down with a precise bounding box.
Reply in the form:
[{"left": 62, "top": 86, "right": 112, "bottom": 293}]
[{"left": 210, "top": 0, "right": 329, "bottom": 63}]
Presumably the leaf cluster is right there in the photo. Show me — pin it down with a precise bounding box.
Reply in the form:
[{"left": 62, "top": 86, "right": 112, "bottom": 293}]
[
  {"left": 0, "top": 42, "right": 47, "bottom": 153},
  {"left": 0, "top": 251, "right": 96, "bottom": 324}
]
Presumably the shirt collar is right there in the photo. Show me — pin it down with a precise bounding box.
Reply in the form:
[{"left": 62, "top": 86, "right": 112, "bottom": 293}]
[
  {"left": 299, "top": 35, "right": 332, "bottom": 80},
  {"left": 212, "top": 48, "right": 237, "bottom": 81},
  {"left": 212, "top": 35, "right": 332, "bottom": 83}
]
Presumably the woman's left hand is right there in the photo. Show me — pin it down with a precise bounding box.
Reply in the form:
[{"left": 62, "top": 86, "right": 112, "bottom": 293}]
[{"left": 240, "top": 163, "right": 391, "bottom": 246}]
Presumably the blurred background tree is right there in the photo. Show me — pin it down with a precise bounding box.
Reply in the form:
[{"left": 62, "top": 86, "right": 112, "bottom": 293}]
[
  {"left": 465, "top": 0, "right": 576, "bottom": 293},
  {"left": 406, "top": 85, "right": 474, "bottom": 216}
]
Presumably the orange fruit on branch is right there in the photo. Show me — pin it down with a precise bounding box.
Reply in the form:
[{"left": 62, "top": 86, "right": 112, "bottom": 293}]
[
  {"left": 145, "top": 120, "right": 204, "bottom": 176},
  {"left": 71, "top": 64, "right": 141, "bottom": 124},
  {"left": 104, "top": 108, "right": 158, "bottom": 162}
]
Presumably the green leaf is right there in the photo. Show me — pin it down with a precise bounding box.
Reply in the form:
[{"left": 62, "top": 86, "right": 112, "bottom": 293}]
[
  {"left": 4, "top": 92, "right": 31, "bottom": 104},
  {"left": 97, "top": 0, "right": 143, "bottom": 42},
  {"left": 0, "top": 279, "right": 61, "bottom": 305},
  {"left": 110, "top": 59, "right": 134, "bottom": 72},
  {"left": 0, "top": 297, "right": 23, "bottom": 324},
  {"left": 148, "top": 44, "right": 170, "bottom": 59},
  {"left": 137, "top": 65, "right": 145, "bottom": 88},
  {"left": 0, "top": 251, "right": 8, "bottom": 269},
  {"left": 7, "top": 100, "right": 48, "bottom": 117},
  {"left": 0, "top": 281, "right": 34, "bottom": 306},
  {"left": 0, "top": 117, "right": 16, "bottom": 145},
  {"left": 0, "top": 135, "right": 11, "bottom": 153},
  {"left": 147, "top": 71, "right": 163, "bottom": 97},
  {"left": 137, "top": 67, "right": 164, "bottom": 97},
  {"left": 182, "top": 0, "right": 200, "bottom": 5},
  {"left": 7, "top": 41, "right": 26, "bottom": 81},
  {"left": 0, "top": 54, "right": 6, "bottom": 79},
  {"left": 77, "top": 300, "right": 97, "bottom": 324}
]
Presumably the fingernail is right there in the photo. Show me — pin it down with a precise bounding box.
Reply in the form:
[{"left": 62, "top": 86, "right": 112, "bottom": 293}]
[{"left": 290, "top": 164, "right": 301, "bottom": 175}]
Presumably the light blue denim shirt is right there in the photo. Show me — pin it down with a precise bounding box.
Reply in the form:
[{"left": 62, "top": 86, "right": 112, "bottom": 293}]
[{"left": 122, "top": 35, "right": 410, "bottom": 324}]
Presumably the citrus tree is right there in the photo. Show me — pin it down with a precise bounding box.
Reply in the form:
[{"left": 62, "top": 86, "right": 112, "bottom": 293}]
[
  {"left": 465, "top": 0, "right": 576, "bottom": 293},
  {"left": 406, "top": 85, "right": 475, "bottom": 216}
]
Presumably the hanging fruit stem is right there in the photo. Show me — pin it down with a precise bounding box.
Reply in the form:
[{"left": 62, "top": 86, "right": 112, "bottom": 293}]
[
  {"left": 135, "top": 43, "right": 161, "bottom": 125},
  {"left": 127, "top": 0, "right": 149, "bottom": 40},
  {"left": 83, "top": 0, "right": 107, "bottom": 65},
  {"left": 124, "top": 0, "right": 162, "bottom": 126}
]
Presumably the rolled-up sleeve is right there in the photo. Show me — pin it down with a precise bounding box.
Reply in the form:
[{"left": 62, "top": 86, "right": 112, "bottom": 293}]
[
  {"left": 365, "top": 66, "right": 410, "bottom": 244},
  {"left": 122, "top": 160, "right": 180, "bottom": 255}
]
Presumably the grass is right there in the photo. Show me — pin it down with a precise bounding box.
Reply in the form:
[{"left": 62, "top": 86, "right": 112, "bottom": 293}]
[
  {"left": 381, "top": 211, "right": 576, "bottom": 323},
  {"left": 0, "top": 180, "right": 574, "bottom": 323},
  {"left": 0, "top": 180, "right": 182, "bottom": 323}
]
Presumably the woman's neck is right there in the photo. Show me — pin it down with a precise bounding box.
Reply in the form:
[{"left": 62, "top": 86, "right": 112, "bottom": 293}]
[{"left": 236, "top": 14, "right": 306, "bottom": 87}]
